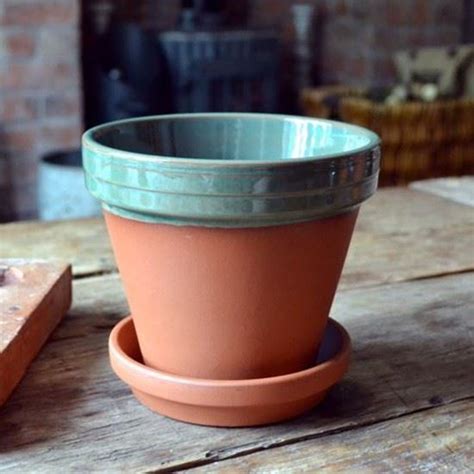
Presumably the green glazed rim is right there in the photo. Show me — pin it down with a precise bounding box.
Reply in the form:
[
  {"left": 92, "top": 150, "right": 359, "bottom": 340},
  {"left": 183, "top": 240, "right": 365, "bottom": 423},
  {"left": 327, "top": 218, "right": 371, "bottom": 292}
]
[{"left": 82, "top": 113, "right": 381, "bottom": 228}]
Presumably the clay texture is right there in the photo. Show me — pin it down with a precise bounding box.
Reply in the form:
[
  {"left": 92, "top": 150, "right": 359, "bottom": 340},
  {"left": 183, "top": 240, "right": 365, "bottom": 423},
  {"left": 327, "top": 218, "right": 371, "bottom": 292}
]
[{"left": 105, "top": 210, "right": 357, "bottom": 379}]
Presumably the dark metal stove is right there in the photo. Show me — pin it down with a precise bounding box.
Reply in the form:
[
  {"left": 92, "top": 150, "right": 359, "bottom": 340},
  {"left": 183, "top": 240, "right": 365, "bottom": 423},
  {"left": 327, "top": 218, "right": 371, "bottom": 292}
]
[
  {"left": 158, "top": 28, "right": 280, "bottom": 113},
  {"left": 82, "top": 0, "right": 280, "bottom": 126}
]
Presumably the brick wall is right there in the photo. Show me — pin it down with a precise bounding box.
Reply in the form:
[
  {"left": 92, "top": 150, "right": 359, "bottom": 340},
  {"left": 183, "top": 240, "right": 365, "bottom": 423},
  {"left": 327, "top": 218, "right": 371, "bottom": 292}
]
[
  {"left": 0, "top": 0, "right": 82, "bottom": 221},
  {"left": 248, "top": 0, "right": 465, "bottom": 87}
]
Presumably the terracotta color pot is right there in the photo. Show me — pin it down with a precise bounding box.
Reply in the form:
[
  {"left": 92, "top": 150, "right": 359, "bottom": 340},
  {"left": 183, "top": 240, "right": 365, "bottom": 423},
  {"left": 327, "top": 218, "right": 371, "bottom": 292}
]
[
  {"left": 104, "top": 209, "right": 357, "bottom": 378},
  {"left": 109, "top": 316, "right": 351, "bottom": 427},
  {"left": 83, "top": 113, "right": 380, "bottom": 381}
]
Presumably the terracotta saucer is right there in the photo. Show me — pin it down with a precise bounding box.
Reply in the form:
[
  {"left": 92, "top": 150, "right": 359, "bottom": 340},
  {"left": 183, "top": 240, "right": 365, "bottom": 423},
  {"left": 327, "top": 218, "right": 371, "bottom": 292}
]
[{"left": 109, "top": 316, "right": 351, "bottom": 427}]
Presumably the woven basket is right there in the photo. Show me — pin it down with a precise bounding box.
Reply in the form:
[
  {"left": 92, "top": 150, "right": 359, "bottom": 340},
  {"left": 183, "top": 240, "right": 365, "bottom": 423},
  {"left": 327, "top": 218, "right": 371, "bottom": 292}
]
[
  {"left": 302, "top": 87, "right": 474, "bottom": 185},
  {"left": 300, "top": 86, "right": 365, "bottom": 119}
]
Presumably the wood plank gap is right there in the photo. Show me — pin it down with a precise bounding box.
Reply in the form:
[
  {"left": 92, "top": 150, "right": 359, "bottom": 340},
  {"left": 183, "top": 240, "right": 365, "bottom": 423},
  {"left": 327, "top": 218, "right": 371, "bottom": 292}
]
[
  {"left": 151, "top": 395, "right": 474, "bottom": 473},
  {"left": 72, "top": 269, "right": 118, "bottom": 281},
  {"left": 341, "top": 267, "right": 474, "bottom": 292},
  {"left": 398, "top": 267, "right": 474, "bottom": 283},
  {"left": 187, "top": 399, "right": 474, "bottom": 473}
]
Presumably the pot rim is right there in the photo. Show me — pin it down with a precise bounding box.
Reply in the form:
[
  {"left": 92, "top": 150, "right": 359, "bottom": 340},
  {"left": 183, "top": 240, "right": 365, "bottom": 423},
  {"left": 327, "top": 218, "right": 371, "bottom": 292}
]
[
  {"left": 83, "top": 112, "right": 381, "bottom": 167},
  {"left": 83, "top": 113, "right": 380, "bottom": 227}
]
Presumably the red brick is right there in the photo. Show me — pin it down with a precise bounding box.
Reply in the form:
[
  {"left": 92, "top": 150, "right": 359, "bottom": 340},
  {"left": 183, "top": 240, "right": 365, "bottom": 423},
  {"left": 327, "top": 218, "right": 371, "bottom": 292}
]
[
  {"left": 334, "top": 0, "right": 349, "bottom": 16},
  {"left": 378, "top": 0, "right": 431, "bottom": 27},
  {"left": 7, "top": 33, "right": 35, "bottom": 57},
  {"left": 1, "top": 96, "right": 39, "bottom": 121},
  {"left": 321, "top": 0, "right": 341, "bottom": 16},
  {"left": 1, "top": 0, "right": 78, "bottom": 26},
  {"left": 37, "top": 27, "right": 78, "bottom": 61},
  {"left": 0, "top": 62, "right": 79, "bottom": 90},
  {"left": 0, "top": 126, "right": 38, "bottom": 151},
  {"left": 382, "top": 0, "right": 412, "bottom": 26},
  {"left": 1, "top": 30, "right": 36, "bottom": 58},
  {"left": 411, "top": 0, "right": 431, "bottom": 25},
  {"left": 0, "top": 260, "right": 71, "bottom": 406},
  {"left": 44, "top": 94, "right": 81, "bottom": 118},
  {"left": 41, "top": 122, "right": 82, "bottom": 150}
]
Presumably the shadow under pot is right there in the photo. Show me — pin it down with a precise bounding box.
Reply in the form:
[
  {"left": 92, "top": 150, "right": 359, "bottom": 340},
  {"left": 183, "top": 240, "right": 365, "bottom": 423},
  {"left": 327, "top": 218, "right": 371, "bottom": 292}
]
[{"left": 82, "top": 113, "right": 380, "bottom": 381}]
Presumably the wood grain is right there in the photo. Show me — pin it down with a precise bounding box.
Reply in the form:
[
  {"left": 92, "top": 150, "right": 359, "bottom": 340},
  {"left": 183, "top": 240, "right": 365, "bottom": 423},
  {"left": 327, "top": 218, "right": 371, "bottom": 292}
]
[
  {"left": 1, "top": 189, "right": 474, "bottom": 289},
  {"left": 410, "top": 176, "right": 474, "bottom": 207},
  {"left": 0, "top": 271, "right": 472, "bottom": 472},
  {"left": 0, "top": 217, "right": 114, "bottom": 277},
  {"left": 193, "top": 399, "right": 474, "bottom": 473},
  {"left": 342, "top": 187, "right": 474, "bottom": 288}
]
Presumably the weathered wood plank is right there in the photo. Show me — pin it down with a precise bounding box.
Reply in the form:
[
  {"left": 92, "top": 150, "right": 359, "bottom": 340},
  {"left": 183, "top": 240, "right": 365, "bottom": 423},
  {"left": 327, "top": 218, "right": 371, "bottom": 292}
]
[
  {"left": 410, "top": 176, "right": 474, "bottom": 207},
  {"left": 341, "top": 188, "right": 474, "bottom": 289},
  {"left": 193, "top": 399, "right": 474, "bottom": 473},
  {"left": 0, "top": 271, "right": 472, "bottom": 471},
  {"left": 0, "top": 217, "right": 114, "bottom": 277},
  {"left": 1, "top": 188, "right": 474, "bottom": 289}
]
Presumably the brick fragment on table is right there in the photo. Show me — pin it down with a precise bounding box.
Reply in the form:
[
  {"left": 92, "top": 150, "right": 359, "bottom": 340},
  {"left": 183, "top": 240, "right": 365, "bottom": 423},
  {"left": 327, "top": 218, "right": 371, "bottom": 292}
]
[{"left": 0, "top": 260, "right": 71, "bottom": 406}]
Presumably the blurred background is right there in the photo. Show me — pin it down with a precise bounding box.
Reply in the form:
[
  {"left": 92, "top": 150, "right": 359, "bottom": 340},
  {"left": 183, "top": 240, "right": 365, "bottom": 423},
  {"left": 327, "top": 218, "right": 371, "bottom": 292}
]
[{"left": 0, "top": 0, "right": 473, "bottom": 222}]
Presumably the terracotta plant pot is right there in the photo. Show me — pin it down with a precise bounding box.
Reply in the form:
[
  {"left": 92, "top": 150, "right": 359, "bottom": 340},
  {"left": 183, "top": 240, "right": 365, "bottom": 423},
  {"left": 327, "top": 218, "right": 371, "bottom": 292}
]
[
  {"left": 103, "top": 209, "right": 357, "bottom": 379},
  {"left": 83, "top": 113, "right": 380, "bottom": 382}
]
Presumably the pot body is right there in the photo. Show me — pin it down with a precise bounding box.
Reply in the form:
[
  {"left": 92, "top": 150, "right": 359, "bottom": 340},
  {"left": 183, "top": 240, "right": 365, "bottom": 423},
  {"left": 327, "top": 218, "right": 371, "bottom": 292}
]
[
  {"left": 83, "top": 113, "right": 380, "bottom": 381},
  {"left": 105, "top": 208, "right": 358, "bottom": 379}
]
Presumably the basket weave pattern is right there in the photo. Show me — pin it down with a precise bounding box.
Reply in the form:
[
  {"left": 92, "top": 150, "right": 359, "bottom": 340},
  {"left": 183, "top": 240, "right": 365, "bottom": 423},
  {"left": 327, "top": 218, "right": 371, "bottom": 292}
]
[{"left": 302, "top": 88, "right": 474, "bottom": 185}]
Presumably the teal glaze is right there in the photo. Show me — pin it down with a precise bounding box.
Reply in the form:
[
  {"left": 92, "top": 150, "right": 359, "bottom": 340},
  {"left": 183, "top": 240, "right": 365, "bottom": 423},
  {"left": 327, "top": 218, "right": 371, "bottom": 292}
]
[{"left": 82, "top": 113, "right": 381, "bottom": 227}]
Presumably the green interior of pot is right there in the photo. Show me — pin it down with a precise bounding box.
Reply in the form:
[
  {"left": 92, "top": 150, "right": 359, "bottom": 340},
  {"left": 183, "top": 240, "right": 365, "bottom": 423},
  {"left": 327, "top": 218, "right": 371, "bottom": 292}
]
[{"left": 90, "top": 114, "right": 379, "bottom": 162}]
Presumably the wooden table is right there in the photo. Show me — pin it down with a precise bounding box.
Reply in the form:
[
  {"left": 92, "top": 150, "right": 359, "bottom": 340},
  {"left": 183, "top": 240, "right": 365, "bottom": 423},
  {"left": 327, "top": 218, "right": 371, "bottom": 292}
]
[{"left": 1, "top": 178, "right": 473, "bottom": 472}]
